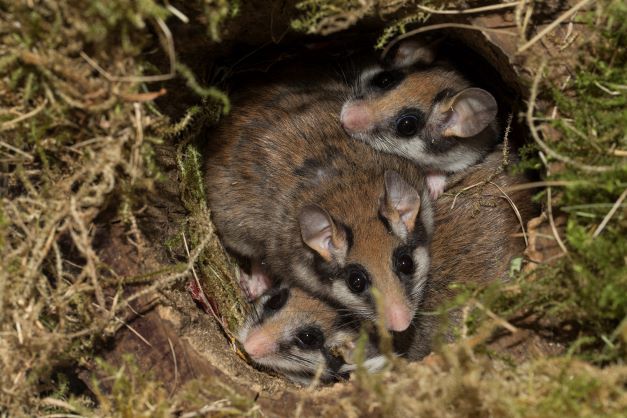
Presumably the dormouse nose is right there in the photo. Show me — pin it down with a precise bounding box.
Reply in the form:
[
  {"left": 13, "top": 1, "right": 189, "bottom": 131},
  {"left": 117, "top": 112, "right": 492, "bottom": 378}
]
[
  {"left": 340, "top": 102, "right": 373, "bottom": 134},
  {"left": 384, "top": 303, "right": 413, "bottom": 332},
  {"left": 243, "top": 329, "right": 277, "bottom": 359}
]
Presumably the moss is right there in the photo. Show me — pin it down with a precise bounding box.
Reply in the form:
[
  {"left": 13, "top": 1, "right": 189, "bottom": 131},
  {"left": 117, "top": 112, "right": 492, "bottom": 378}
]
[
  {"left": 175, "top": 140, "right": 249, "bottom": 330},
  {"left": 291, "top": 0, "right": 376, "bottom": 35},
  {"left": 488, "top": 0, "right": 627, "bottom": 363}
]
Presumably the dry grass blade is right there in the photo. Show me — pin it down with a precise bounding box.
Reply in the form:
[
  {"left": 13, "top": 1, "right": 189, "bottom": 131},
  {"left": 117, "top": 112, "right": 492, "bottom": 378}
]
[
  {"left": 527, "top": 60, "right": 613, "bottom": 173},
  {"left": 489, "top": 181, "right": 529, "bottom": 247},
  {"left": 592, "top": 188, "right": 627, "bottom": 238},
  {"left": 417, "top": 2, "right": 522, "bottom": 15},
  {"left": 0, "top": 99, "right": 48, "bottom": 132},
  {"left": 539, "top": 151, "right": 569, "bottom": 255},
  {"left": 0, "top": 140, "right": 35, "bottom": 160},
  {"left": 471, "top": 299, "right": 518, "bottom": 334},
  {"left": 167, "top": 337, "right": 179, "bottom": 396},
  {"left": 518, "top": 0, "right": 594, "bottom": 53}
]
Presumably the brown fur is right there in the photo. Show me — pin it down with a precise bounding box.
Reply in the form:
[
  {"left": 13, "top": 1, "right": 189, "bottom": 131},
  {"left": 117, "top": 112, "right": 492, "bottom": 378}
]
[
  {"left": 239, "top": 286, "right": 382, "bottom": 383},
  {"left": 394, "top": 148, "right": 537, "bottom": 359},
  {"left": 204, "top": 64, "right": 433, "bottom": 324},
  {"left": 345, "top": 64, "right": 499, "bottom": 175}
]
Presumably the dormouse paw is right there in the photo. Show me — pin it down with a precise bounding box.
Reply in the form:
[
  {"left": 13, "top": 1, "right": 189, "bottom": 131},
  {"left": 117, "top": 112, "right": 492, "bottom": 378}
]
[{"left": 426, "top": 172, "right": 447, "bottom": 200}]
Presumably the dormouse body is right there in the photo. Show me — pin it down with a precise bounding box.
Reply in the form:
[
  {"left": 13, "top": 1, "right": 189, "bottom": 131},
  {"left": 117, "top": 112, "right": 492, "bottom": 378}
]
[
  {"left": 239, "top": 284, "right": 385, "bottom": 385},
  {"left": 239, "top": 148, "right": 536, "bottom": 379},
  {"left": 205, "top": 62, "right": 433, "bottom": 333},
  {"left": 394, "top": 147, "right": 537, "bottom": 359},
  {"left": 340, "top": 40, "right": 499, "bottom": 198}
]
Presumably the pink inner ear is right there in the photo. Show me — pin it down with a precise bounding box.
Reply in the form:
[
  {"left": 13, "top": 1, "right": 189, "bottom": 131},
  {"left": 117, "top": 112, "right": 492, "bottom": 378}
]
[
  {"left": 442, "top": 88, "right": 497, "bottom": 138},
  {"left": 239, "top": 262, "right": 272, "bottom": 301}
]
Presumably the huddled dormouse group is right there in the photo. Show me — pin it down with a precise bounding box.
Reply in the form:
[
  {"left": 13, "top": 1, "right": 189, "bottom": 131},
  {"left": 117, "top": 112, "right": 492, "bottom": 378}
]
[{"left": 204, "top": 39, "right": 535, "bottom": 384}]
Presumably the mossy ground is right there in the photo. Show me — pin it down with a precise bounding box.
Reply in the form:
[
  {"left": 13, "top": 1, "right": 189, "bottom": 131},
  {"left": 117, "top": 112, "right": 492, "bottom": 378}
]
[{"left": 0, "top": 0, "right": 625, "bottom": 416}]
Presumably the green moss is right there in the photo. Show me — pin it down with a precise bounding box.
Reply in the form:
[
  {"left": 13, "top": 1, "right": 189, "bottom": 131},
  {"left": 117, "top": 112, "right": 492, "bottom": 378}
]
[
  {"left": 291, "top": 0, "right": 375, "bottom": 34},
  {"left": 201, "top": 0, "right": 240, "bottom": 42},
  {"left": 505, "top": 0, "right": 626, "bottom": 362},
  {"left": 175, "top": 140, "right": 248, "bottom": 330}
]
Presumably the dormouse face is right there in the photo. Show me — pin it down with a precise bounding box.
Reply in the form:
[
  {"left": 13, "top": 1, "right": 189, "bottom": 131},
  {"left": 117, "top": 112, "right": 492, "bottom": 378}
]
[
  {"left": 238, "top": 286, "right": 382, "bottom": 385},
  {"left": 299, "top": 170, "right": 433, "bottom": 333},
  {"left": 340, "top": 41, "right": 498, "bottom": 172}
]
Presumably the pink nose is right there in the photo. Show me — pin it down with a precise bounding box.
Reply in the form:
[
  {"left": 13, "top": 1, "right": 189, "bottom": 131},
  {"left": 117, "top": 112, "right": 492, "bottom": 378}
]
[
  {"left": 243, "top": 329, "right": 277, "bottom": 359},
  {"left": 340, "top": 103, "right": 372, "bottom": 134},
  {"left": 385, "top": 304, "right": 413, "bottom": 332}
]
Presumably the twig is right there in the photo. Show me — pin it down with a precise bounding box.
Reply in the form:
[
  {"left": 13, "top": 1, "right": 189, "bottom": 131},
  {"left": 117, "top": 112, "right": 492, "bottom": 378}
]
[
  {"left": 130, "top": 102, "right": 144, "bottom": 183},
  {"left": 472, "top": 299, "right": 518, "bottom": 334},
  {"left": 115, "top": 316, "right": 153, "bottom": 347},
  {"left": 92, "top": 302, "right": 152, "bottom": 346},
  {"left": 0, "top": 140, "right": 34, "bottom": 160},
  {"left": 539, "top": 152, "right": 569, "bottom": 254},
  {"left": 594, "top": 81, "right": 621, "bottom": 96},
  {"left": 592, "top": 188, "right": 627, "bottom": 238},
  {"left": 450, "top": 181, "right": 485, "bottom": 210},
  {"left": 0, "top": 99, "right": 48, "bottom": 132},
  {"left": 527, "top": 60, "right": 612, "bottom": 173},
  {"left": 518, "top": 0, "right": 593, "bottom": 53},
  {"left": 166, "top": 3, "right": 189, "bottom": 23},
  {"left": 489, "top": 181, "right": 528, "bottom": 247},
  {"left": 382, "top": 23, "right": 517, "bottom": 60},
  {"left": 416, "top": 2, "right": 522, "bottom": 15}
]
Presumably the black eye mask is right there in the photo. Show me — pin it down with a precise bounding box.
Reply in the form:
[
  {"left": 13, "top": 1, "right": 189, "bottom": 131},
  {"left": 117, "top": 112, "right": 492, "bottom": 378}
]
[
  {"left": 295, "top": 326, "right": 325, "bottom": 350},
  {"left": 258, "top": 287, "right": 290, "bottom": 323},
  {"left": 370, "top": 70, "right": 405, "bottom": 91}
]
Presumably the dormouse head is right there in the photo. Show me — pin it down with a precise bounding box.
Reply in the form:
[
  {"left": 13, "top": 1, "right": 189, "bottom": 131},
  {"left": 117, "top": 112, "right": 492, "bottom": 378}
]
[
  {"left": 298, "top": 170, "right": 433, "bottom": 333},
  {"left": 238, "top": 285, "right": 384, "bottom": 385},
  {"left": 340, "top": 39, "right": 498, "bottom": 171}
]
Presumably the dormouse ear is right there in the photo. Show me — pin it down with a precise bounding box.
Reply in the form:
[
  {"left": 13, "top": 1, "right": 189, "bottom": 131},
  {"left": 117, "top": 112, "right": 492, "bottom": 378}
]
[
  {"left": 440, "top": 88, "right": 497, "bottom": 138},
  {"left": 379, "top": 171, "right": 421, "bottom": 240},
  {"left": 238, "top": 261, "right": 272, "bottom": 302},
  {"left": 299, "top": 205, "right": 347, "bottom": 262},
  {"left": 389, "top": 39, "right": 437, "bottom": 68}
]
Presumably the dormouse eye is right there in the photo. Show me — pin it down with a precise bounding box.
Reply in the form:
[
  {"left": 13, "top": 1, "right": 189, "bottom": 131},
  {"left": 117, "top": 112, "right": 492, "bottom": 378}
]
[
  {"left": 396, "top": 252, "right": 415, "bottom": 276},
  {"left": 264, "top": 288, "right": 288, "bottom": 311},
  {"left": 296, "top": 326, "right": 324, "bottom": 350},
  {"left": 370, "top": 70, "right": 403, "bottom": 90},
  {"left": 346, "top": 267, "right": 369, "bottom": 294},
  {"left": 396, "top": 115, "right": 419, "bottom": 137}
]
